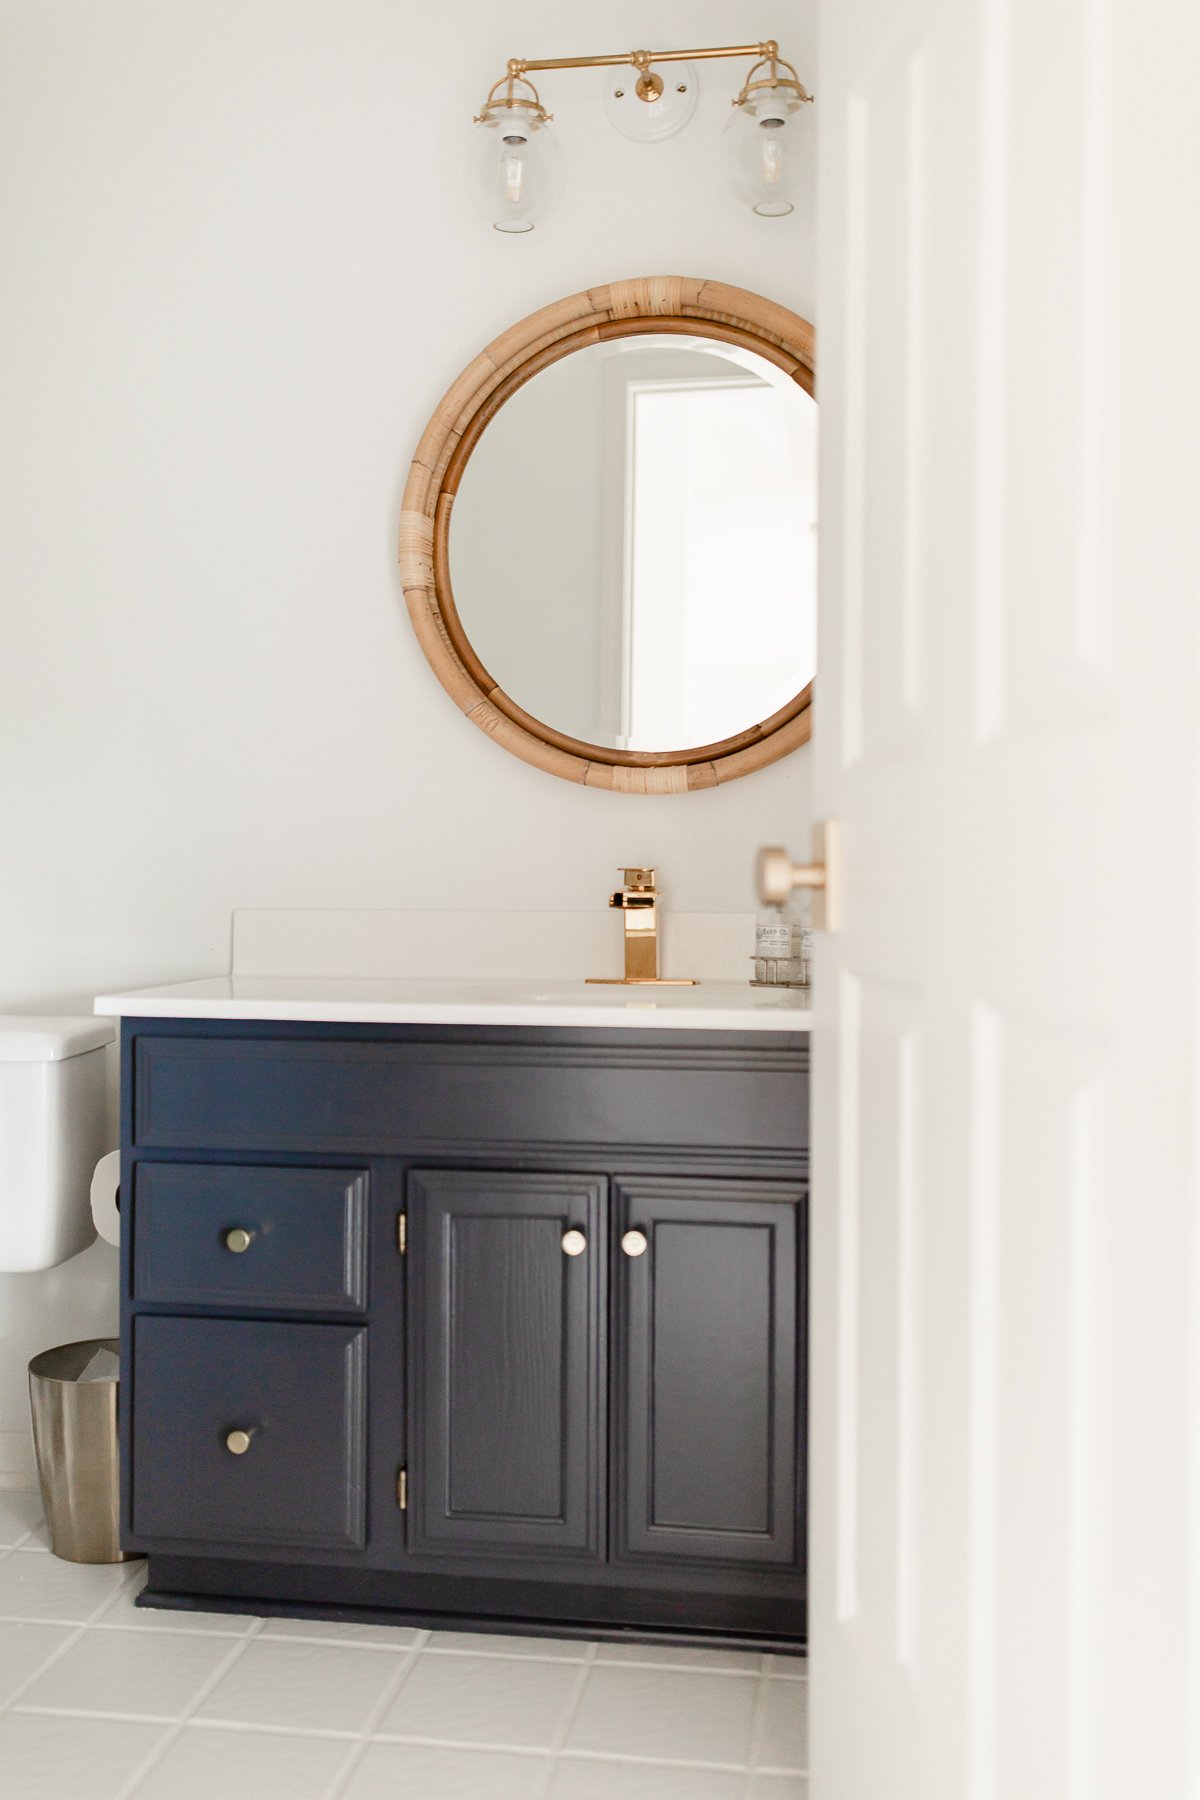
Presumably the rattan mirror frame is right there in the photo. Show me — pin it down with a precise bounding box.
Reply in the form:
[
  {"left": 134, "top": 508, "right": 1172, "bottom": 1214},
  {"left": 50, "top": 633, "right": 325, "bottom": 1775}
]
[{"left": 399, "top": 277, "right": 815, "bottom": 792}]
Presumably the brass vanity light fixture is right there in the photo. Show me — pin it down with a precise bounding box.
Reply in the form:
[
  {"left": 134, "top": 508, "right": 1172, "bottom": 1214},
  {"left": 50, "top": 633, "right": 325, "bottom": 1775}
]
[{"left": 469, "top": 40, "right": 812, "bottom": 232}]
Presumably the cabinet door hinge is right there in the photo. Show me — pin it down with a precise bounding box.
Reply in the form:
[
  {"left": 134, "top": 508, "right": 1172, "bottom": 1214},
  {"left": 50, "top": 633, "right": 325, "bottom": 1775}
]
[
  {"left": 397, "top": 1212, "right": 407, "bottom": 1254},
  {"left": 397, "top": 1467, "right": 408, "bottom": 1511}
]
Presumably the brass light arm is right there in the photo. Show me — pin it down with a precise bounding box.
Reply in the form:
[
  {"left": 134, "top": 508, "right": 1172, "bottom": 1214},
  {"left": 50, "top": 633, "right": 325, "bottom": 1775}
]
[
  {"left": 507, "top": 43, "right": 780, "bottom": 76},
  {"left": 485, "top": 41, "right": 812, "bottom": 110}
]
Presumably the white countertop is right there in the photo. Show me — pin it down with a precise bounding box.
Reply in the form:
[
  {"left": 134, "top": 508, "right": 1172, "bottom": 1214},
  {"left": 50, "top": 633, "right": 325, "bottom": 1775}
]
[{"left": 93, "top": 974, "right": 813, "bottom": 1033}]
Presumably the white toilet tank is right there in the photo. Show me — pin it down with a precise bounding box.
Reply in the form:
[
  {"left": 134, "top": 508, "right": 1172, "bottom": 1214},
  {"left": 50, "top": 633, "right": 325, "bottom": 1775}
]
[{"left": 0, "top": 1017, "right": 116, "bottom": 1272}]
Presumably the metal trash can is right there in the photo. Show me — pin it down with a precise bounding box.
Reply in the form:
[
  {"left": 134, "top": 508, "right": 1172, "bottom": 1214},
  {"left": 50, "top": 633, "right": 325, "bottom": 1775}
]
[{"left": 27, "top": 1338, "right": 136, "bottom": 1564}]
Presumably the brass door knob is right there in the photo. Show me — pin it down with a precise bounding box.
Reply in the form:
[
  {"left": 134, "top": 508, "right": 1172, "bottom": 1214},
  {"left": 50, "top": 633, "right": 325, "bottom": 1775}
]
[
  {"left": 561, "top": 1229, "right": 587, "bottom": 1257},
  {"left": 621, "top": 1229, "right": 648, "bottom": 1257},
  {"left": 225, "top": 1428, "right": 253, "bottom": 1456},
  {"left": 224, "top": 1228, "right": 253, "bottom": 1254},
  {"left": 756, "top": 821, "right": 841, "bottom": 931}
]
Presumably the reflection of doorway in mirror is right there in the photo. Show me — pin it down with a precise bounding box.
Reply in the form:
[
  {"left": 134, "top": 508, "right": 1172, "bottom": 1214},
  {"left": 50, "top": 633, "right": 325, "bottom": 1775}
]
[
  {"left": 620, "top": 374, "right": 817, "bottom": 751},
  {"left": 447, "top": 327, "right": 816, "bottom": 759}
]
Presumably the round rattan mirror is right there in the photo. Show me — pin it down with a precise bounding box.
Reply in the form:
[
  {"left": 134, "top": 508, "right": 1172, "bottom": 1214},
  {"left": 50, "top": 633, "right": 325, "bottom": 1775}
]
[{"left": 399, "top": 277, "right": 815, "bottom": 792}]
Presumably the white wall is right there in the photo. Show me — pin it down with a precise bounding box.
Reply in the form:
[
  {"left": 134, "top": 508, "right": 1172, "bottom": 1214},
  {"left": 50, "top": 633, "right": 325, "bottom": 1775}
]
[{"left": 0, "top": 0, "right": 815, "bottom": 1480}]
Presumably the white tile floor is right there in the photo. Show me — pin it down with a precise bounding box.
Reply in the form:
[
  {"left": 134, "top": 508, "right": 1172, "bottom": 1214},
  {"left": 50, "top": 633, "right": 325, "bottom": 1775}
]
[{"left": 0, "top": 1490, "right": 808, "bottom": 1799}]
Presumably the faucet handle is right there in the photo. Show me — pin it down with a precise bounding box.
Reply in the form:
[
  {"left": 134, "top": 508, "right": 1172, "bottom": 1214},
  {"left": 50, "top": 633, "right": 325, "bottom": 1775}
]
[{"left": 619, "top": 867, "right": 656, "bottom": 890}]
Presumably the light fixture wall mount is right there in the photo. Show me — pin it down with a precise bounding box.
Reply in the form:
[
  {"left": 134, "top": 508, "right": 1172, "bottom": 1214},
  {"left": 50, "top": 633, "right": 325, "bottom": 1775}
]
[{"left": 469, "top": 39, "right": 813, "bottom": 230}]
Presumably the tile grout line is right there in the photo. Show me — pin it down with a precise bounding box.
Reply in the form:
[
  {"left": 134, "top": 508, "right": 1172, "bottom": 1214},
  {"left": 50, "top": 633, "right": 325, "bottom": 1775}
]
[
  {"left": 324, "top": 1627, "right": 431, "bottom": 1799},
  {"left": 225, "top": 1630, "right": 430, "bottom": 1654},
  {"left": 537, "top": 1638, "right": 599, "bottom": 1798},
  {"left": 409, "top": 1644, "right": 776, "bottom": 1672},
  {"left": 583, "top": 1657, "right": 763, "bottom": 1677},
  {"left": 413, "top": 1645, "right": 765, "bottom": 1667},
  {"left": 0, "top": 1558, "right": 145, "bottom": 1714},
  {"left": 181, "top": 1719, "right": 383, "bottom": 1740},
  {"left": 323, "top": 1635, "right": 602, "bottom": 1798},
  {"left": 1, "top": 1620, "right": 94, "bottom": 1713},
  {"left": 547, "top": 1747, "right": 748, "bottom": 1773},
  {"left": 114, "top": 1610, "right": 266, "bottom": 1797},
  {"left": 418, "top": 1645, "right": 603, "bottom": 1664},
  {"left": 12, "top": 1523, "right": 51, "bottom": 1550},
  {"left": 16, "top": 1703, "right": 294, "bottom": 1732},
  {"left": 742, "top": 1670, "right": 772, "bottom": 1800},
  {"left": 0, "top": 1562, "right": 805, "bottom": 1789},
  {"left": 363, "top": 1734, "right": 748, "bottom": 1766}
]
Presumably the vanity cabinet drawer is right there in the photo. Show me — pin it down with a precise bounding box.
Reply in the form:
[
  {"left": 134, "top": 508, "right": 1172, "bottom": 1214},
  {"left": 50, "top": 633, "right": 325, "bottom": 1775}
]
[
  {"left": 130, "top": 1316, "right": 366, "bottom": 1551},
  {"left": 133, "top": 1164, "right": 368, "bottom": 1312},
  {"left": 133, "top": 1034, "right": 808, "bottom": 1156}
]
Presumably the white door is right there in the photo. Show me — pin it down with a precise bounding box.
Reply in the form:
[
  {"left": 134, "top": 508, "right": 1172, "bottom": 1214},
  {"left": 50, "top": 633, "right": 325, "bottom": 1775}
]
[{"left": 810, "top": 3, "right": 1200, "bottom": 1796}]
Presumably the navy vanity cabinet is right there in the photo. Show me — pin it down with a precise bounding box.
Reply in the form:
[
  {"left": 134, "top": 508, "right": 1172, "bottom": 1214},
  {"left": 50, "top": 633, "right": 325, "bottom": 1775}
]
[
  {"left": 407, "top": 1170, "right": 607, "bottom": 1563},
  {"left": 122, "top": 1020, "right": 809, "bottom": 1647}
]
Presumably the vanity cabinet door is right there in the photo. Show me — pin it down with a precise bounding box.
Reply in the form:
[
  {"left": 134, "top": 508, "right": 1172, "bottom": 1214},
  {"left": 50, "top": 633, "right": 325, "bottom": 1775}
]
[
  {"left": 408, "top": 1170, "right": 606, "bottom": 1562},
  {"left": 614, "top": 1176, "right": 804, "bottom": 1570}
]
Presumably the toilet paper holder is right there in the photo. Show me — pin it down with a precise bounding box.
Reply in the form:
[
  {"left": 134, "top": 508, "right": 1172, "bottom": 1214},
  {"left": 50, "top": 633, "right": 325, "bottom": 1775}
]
[{"left": 90, "top": 1151, "right": 122, "bottom": 1249}]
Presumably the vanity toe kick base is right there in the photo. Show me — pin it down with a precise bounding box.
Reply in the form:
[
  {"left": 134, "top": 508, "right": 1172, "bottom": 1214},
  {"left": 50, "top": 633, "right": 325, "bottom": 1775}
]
[{"left": 119, "top": 1019, "right": 809, "bottom": 1647}]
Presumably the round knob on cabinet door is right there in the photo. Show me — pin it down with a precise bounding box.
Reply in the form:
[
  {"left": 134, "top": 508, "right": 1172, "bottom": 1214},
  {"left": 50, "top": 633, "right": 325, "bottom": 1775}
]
[
  {"left": 225, "top": 1428, "right": 253, "bottom": 1456},
  {"left": 561, "top": 1229, "right": 587, "bottom": 1257},
  {"left": 224, "top": 1228, "right": 253, "bottom": 1254},
  {"left": 621, "top": 1229, "right": 648, "bottom": 1258}
]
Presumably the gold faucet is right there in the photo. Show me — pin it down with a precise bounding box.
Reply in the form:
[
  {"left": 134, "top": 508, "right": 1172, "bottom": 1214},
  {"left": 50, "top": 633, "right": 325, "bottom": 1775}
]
[{"left": 586, "top": 868, "right": 697, "bottom": 986}]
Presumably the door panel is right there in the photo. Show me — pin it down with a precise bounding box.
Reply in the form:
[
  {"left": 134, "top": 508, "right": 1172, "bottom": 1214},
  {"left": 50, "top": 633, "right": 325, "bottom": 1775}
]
[
  {"left": 815, "top": 1, "right": 1200, "bottom": 1795},
  {"left": 614, "top": 1176, "right": 803, "bottom": 1569},
  {"left": 408, "top": 1170, "right": 606, "bottom": 1560}
]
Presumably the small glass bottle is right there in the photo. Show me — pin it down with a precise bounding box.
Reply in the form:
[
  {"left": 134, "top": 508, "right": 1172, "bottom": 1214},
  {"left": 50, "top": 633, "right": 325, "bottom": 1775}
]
[
  {"left": 795, "top": 905, "right": 814, "bottom": 988},
  {"left": 754, "top": 903, "right": 797, "bottom": 986},
  {"left": 783, "top": 889, "right": 813, "bottom": 988}
]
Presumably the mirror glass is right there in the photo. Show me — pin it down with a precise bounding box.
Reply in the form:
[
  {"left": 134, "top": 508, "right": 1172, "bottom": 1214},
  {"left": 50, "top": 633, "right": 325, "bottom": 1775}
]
[{"left": 449, "top": 333, "right": 817, "bottom": 754}]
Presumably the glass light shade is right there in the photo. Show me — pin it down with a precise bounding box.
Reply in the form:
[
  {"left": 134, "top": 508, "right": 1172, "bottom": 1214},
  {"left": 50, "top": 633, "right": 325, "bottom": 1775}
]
[
  {"left": 468, "top": 103, "right": 562, "bottom": 233},
  {"left": 723, "top": 85, "right": 803, "bottom": 217}
]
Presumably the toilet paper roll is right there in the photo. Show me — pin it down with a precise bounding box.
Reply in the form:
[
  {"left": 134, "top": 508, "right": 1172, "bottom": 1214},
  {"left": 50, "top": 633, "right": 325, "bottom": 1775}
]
[{"left": 90, "top": 1151, "right": 121, "bottom": 1247}]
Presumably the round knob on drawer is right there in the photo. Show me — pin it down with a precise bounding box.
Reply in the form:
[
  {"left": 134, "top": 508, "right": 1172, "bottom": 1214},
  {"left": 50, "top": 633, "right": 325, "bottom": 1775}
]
[
  {"left": 621, "top": 1229, "right": 648, "bottom": 1258},
  {"left": 225, "top": 1428, "right": 253, "bottom": 1456},
  {"left": 561, "top": 1229, "right": 587, "bottom": 1257},
  {"left": 224, "top": 1228, "right": 253, "bottom": 1254}
]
